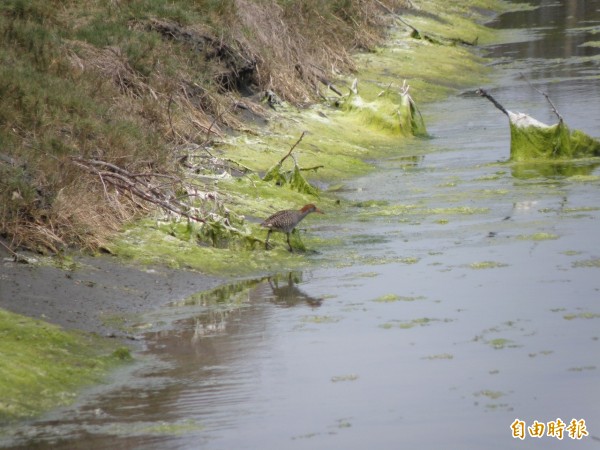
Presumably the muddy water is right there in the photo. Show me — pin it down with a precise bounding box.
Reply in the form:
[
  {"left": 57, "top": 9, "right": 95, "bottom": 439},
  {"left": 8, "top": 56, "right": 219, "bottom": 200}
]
[{"left": 3, "top": 1, "right": 600, "bottom": 449}]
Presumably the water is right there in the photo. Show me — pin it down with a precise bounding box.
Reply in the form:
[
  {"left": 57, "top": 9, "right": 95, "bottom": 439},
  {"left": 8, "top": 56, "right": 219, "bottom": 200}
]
[{"left": 3, "top": 1, "right": 600, "bottom": 448}]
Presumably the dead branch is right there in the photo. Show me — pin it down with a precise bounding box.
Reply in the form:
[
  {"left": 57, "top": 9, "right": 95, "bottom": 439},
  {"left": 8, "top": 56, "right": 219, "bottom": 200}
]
[
  {"left": 278, "top": 131, "right": 307, "bottom": 166},
  {"left": 520, "top": 73, "right": 563, "bottom": 123},
  {"left": 317, "top": 75, "right": 343, "bottom": 96},
  {"left": 71, "top": 157, "right": 206, "bottom": 223},
  {"left": 476, "top": 88, "right": 509, "bottom": 117}
]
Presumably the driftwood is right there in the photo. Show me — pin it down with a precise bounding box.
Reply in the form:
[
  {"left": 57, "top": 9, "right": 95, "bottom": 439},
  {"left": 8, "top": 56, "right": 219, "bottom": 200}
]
[{"left": 71, "top": 157, "right": 206, "bottom": 223}]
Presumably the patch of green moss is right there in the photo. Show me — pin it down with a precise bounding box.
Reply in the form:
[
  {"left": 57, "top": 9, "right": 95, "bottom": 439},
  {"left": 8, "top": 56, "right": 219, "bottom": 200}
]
[{"left": 0, "top": 308, "right": 129, "bottom": 421}]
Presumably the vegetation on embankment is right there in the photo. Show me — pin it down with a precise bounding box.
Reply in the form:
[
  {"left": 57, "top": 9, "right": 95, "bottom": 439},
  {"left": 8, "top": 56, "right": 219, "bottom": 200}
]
[
  {"left": 0, "top": 0, "right": 408, "bottom": 254},
  {"left": 0, "top": 0, "right": 507, "bottom": 260},
  {"left": 0, "top": 308, "right": 131, "bottom": 421},
  {"left": 0, "top": 0, "right": 506, "bottom": 421}
]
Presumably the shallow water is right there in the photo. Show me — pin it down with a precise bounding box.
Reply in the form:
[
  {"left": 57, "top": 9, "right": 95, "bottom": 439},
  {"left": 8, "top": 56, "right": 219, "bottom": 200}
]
[{"left": 3, "top": 1, "right": 600, "bottom": 449}]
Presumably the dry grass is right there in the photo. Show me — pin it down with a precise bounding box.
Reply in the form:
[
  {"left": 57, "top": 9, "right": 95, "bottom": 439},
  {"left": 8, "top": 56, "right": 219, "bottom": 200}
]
[{"left": 0, "top": 0, "right": 408, "bottom": 253}]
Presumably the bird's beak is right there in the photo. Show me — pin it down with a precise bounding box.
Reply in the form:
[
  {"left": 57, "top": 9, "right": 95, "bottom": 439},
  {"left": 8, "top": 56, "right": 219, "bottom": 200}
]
[{"left": 316, "top": 208, "right": 325, "bottom": 214}]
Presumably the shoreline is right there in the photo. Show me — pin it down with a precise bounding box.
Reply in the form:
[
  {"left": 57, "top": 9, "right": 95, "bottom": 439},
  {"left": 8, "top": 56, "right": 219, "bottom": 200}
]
[{"left": 0, "top": 250, "right": 224, "bottom": 336}]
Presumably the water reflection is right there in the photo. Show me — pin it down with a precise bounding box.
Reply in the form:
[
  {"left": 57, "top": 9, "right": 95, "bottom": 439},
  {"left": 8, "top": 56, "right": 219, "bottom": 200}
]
[
  {"left": 265, "top": 272, "right": 323, "bottom": 308},
  {"left": 510, "top": 160, "right": 600, "bottom": 178},
  {"left": 488, "top": 0, "right": 600, "bottom": 60}
]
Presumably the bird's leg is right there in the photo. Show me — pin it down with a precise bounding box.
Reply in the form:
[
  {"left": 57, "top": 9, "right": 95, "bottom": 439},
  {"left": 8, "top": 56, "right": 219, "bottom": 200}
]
[
  {"left": 265, "top": 230, "right": 272, "bottom": 250},
  {"left": 286, "top": 232, "right": 294, "bottom": 253}
]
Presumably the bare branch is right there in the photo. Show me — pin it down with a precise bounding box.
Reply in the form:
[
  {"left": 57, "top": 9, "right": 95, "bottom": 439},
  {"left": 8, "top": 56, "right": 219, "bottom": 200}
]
[
  {"left": 278, "top": 131, "right": 307, "bottom": 166},
  {"left": 519, "top": 73, "right": 563, "bottom": 123}
]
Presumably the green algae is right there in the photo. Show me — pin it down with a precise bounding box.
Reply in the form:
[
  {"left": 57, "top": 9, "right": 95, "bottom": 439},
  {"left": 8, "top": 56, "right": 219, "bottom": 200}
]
[
  {"left": 423, "top": 353, "right": 454, "bottom": 360},
  {"left": 474, "top": 390, "right": 505, "bottom": 400},
  {"left": 108, "top": 419, "right": 204, "bottom": 436},
  {"left": 110, "top": 207, "right": 332, "bottom": 275},
  {"left": 372, "top": 294, "right": 425, "bottom": 303},
  {"left": 380, "top": 317, "right": 440, "bottom": 329},
  {"left": 487, "top": 338, "right": 514, "bottom": 349},
  {"left": 106, "top": 0, "right": 505, "bottom": 275},
  {"left": 301, "top": 315, "right": 340, "bottom": 324},
  {"left": 572, "top": 259, "right": 600, "bottom": 269},
  {"left": 568, "top": 366, "right": 596, "bottom": 372},
  {"left": 475, "top": 171, "right": 507, "bottom": 181},
  {"left": 358, "top": 204, "right": 489, "bottom": 220},
  {"left": 516, "top": 233, "right": 559, "bottom": 241},
  {"left": 509, "top": 116, "right": 600, "bottom": 161},
  {"left": 468, "top": 261, "right": 509, "bottom": 269},
  {"left": 563, "top": 312, "right": 600, "bottom": 320},
  {"left": 338, "top": 88, "right": 427, "bottom": 137},
  {"left": 0, "top": 308, "right": 128, "bottom": 421},
  {"left": 331, "top": 374, "right": 359, "bottom": 382}
]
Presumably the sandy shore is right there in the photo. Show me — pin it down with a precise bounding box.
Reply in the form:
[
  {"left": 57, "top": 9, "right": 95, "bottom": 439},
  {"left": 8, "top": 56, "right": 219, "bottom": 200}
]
[{"left": 0, "top": 247, "right": 224, "bottom": 336}]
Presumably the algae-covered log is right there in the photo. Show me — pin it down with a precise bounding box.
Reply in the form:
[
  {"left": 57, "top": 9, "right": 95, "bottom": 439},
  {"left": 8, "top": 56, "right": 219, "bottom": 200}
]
[{"left": 477, "top": 88, "right": 600, "bottom": 161}]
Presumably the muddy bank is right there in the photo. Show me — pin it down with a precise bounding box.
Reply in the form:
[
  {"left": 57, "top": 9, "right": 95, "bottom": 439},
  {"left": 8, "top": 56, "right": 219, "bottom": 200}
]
[{"left": 0, "top": 247, "right": 223, "bottom": 336}]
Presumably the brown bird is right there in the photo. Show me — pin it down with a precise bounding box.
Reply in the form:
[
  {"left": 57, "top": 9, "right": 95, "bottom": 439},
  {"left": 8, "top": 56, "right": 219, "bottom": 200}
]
[{"left": 261, "top": 204, "right": 324, "bottom": 252}]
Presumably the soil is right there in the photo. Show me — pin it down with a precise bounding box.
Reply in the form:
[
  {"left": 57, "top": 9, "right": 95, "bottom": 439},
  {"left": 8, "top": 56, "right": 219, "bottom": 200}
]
[{"left": 0, "top": 246, "right": 224, "bottom": 336}]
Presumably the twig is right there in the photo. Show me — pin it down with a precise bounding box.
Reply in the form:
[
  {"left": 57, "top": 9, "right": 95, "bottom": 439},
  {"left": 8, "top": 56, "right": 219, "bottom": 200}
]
[
  {"left": 519, "top": 73, "right": 563, "bottom": 123},
  {"left": 278, "top": 131, "right": 306, "bottom": 166}
]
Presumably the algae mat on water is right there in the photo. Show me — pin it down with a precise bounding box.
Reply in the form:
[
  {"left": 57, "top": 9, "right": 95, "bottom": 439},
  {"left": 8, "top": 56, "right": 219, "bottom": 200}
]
[{"left": 0, "top": 308, "right": 131, "bottom": 421}]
